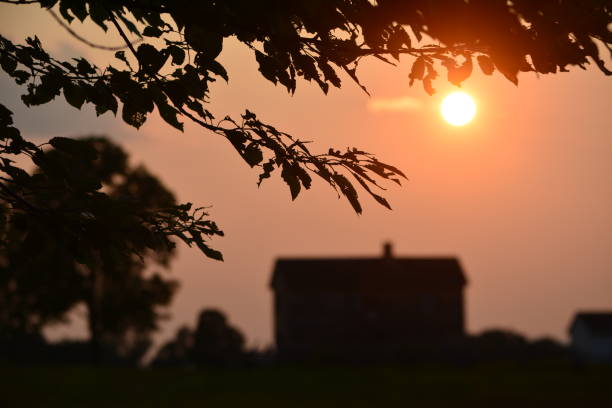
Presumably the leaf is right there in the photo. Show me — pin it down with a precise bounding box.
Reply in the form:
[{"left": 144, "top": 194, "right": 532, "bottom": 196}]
[
  {"left": 117, "top": 14, "right": 140, "bottom": 36},
  {"left": 163, "top": 80, "right": 188, "bottom": 106},
  {"left": 332, "top": 173, "right": 362, "bottom": 214},
  {"left": 185, "top": 26, "right": 223, "bottom": 59},
  {"left": 39, "top": 0, "right": 59, "bottom": 8},
  {"left": 88, "top": 80, "right": 118, "bottom": 116},
  {"left": 114, "top": 51, "right": 131, "bottom": 68},
  {"left": 143, "top": 26, "right": 163, "bottom": 38},
  {"left": 255, "top": 50, "right": 280, "bottom": 85},
  {"left": 67, "top": 1, "right": 87, "bottom": 22},
  {"left": 197, "top": 242, "right": 224, "bottom": 261},
  {"left": 344, "top": 66, "right": 370, "bottom": 96},
  {"left": 351, "top": 173, "right": 392, "bottom": 210},
  {"left": 226, "top": 129, "right": 247, "bottom": 151},
  {"left": 167, "top": 45, "right": 185, "bottom": 65},
  {"left": 258, "top": 158, "right": 276, "bottom": 186},
  {"left": 281, "top": 163, "right": 301, "bottom": 200},
  {"left": 87, "top": 1, "right": 108, "bottom": 31},
  {"left": 206, "top": 60, "right": 228, "bottom": 82},
  {"left": 136, "top": 43, "right": 168, "bottom": 74},
  {"left": 0, "top": 53, "right": 17, "bottom": 74},
  {"left": 445, "top": 55, "right": 473, "bottom": 86},
  {"left": 63, "top": 81, "right": 85, "bottom": 109},
  {"left": 155, "top": 98, "right": 183, "bottom": 131},
  {"left": 294, "top": 165, "right": 312, "bottom": 190},
  {"left": 122, "top": 101, "right": 148, "bottom": 129},
  {"left": 387, "top": 26, "right": 411, "bottom": 60},
  {"left": 75, "top": 58, "right": 95, "bottom": 75},
  {"left": 422, "top": 62, "right": 438, "bottom": 95},
  {"left": 409, "top": 57, "right": 425, "bottom": 85},
  {"left": 492, "top": 54, "right": 519, "bottom": 85},
  {"left": 317, "top": 59, "right": 340, "bottom": 89},
  {"left": 0, "top": 103, "right": 14, "bottom": 126},
  {"left": 12, "top": 70, "right": 30, "bottom": 85},
  {"left": 243, "top": 143, "right": 263, "bottom": 167},
  {"left": 477, "top": 55, "right": 495, "bottom": 75},
  {"left": 58, "top": 0, "right": 74, "bottom": 22}
]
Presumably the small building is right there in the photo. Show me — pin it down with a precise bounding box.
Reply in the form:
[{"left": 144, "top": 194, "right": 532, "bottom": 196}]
[
  {"left": 569, "top": 312, "right": 612, "bottom": 363},
  {"left": 270, "top": 243, "right": 467, "bottom": 361}
]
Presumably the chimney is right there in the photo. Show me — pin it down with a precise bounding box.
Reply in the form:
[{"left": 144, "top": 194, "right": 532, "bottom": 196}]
[{"left": 382, "top": 242, "right": 393, "bottom": 259}]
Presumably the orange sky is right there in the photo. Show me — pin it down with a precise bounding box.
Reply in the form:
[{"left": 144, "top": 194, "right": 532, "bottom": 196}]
[{"left": 2, "top": 5, "right": 611, "bottom": 348}]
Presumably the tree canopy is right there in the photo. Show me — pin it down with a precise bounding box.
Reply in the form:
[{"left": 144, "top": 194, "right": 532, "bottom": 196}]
[
  {"left": 0, "top": 136, "right": 181, "bottom": 362},
  {"left": 0, "top": 0, "right": 610, "bottom": 262}
]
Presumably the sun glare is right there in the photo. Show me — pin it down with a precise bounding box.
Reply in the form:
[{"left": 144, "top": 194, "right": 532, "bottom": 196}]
[{"left": 441, "top": 91, "right": 477, "bottom": 126}]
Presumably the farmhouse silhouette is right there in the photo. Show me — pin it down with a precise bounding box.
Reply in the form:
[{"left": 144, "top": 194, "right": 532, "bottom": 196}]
[{"left": 270, "top": 243, "right": 467, "bottom": 361}]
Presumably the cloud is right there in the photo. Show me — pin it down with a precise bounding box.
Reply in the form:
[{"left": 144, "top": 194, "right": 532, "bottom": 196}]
[{"left": 368, "top": 96, "right": 423, "bottom": 112}]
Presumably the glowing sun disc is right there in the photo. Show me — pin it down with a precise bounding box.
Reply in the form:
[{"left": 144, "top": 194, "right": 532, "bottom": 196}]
[{"left": 441, "top": 91, "right": 477, "bottom": 126}]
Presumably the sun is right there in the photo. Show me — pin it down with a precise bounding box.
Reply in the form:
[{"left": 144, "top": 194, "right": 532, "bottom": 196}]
[{"left": 440, "top": 91, "right": 477, "bottom": 126}]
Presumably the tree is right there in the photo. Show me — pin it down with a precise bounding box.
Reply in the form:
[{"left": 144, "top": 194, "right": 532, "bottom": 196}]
[
  {"left": 0, "top": 0, "right": 610, "bottom": 263},
  {"left": 152, "top": 308, "right": 246, "bottom": 367},
  {"left": 191, "top": 308, "right": 245, "bottom": 366},
  {"left": 0, "top": 136, "right": 180, "bottom": 363}
]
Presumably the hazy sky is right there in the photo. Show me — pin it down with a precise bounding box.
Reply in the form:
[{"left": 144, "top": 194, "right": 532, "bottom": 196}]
[{"left": 2, "top": 4, "right": 611, "bottom": 348}]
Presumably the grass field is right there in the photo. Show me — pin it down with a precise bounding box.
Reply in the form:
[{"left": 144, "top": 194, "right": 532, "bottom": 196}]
[{"left": 1, "top": 363, "right": 611, "bottom": 407}]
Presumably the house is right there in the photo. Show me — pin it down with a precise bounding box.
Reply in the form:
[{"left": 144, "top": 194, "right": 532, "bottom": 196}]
[
  {"left": 569, "top": 312, "right": 612, "bottom": 363},
  {"left": 270, "top": 243, "right": 467, "bottom": 361}
]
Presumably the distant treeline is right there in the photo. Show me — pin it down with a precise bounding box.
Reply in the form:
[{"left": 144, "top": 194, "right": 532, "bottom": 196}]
[{"left": 1, "top": 307, "right": 569, "bottom": 367}]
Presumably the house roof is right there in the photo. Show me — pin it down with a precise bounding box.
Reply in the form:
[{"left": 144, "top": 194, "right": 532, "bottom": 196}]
[
  {"left": 270, "top": 257, "right": 467, "bottom": 292},
  {"left": 571, "top": 313, "right": 612, "bottom": 337}
]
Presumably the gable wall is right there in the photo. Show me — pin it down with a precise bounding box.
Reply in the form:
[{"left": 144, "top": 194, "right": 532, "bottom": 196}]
[{"left": 274, "top": 284, "right": 465, "bottom": 360}]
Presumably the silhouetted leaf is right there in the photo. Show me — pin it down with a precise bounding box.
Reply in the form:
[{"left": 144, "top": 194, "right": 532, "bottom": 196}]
[
  {"left": 114, "top": 51, "right": 131, "bottom": 68},
  {"left": 351, "top": 173, "right": 391, "bottom": 210},
  {"left": 281, "top": 163, "right": 301, "bottom": 200},
  {"left": 206, "top": 60, "right": 228, "bottom": 82},
  {"left": 168, "top": 45, "right": 185, "bottom": 65},
  {"left": 155, "top": 99, "right": 183, "bottom": 131},
  {"left": 243, "top": 144, "right": 263, "bottom": 167},
  {"left": 477, "top": 55, "right": 495, "bottom": 75},
  {"left": 122, "top": 102, "right": 148, "bottom": 129},
  {"left": 143, "top": 26, "right": 162, "bottom": 38},
  {"left": 409, "top": 57, "right": 425, "bottom": 85},
  {"left": 0, "top": 53, "right": 17, "bottom": 74},
  {"left": 445, "top": 55, "right": 472, "bottom": 86},
  {"left": 422, "top": 62, "right": 438, "bottom": 95},
  {"left": 63, "top": 82, "right": 85, "bottom": 109},
  {"left": 136, "top": 43, "right": 168, "bottom": 74},
  {"left": 258, "top": 158, "right": 276, "bottom": 186},
  {"left": 332, "top": 173, "right": 362, "bottom": 214},
  {"left": 185, "top": 26, "right": 223, "bottom": 59},
  {"left": 196, "top": 240, "right": 224, "bottom": 261}
]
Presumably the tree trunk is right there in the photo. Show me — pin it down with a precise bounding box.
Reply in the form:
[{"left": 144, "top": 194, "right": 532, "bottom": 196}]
[{"left": 86, "top": 266, "right": 103, "bottom": 364}]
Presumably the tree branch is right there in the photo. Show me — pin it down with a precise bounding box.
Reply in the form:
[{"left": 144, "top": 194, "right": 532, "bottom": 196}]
[
  {"left": 107, "top": 10, "right": 140, "bottom": 69},
  {"left": 47, "top": 9, "right": 143, "bottom": 52}
]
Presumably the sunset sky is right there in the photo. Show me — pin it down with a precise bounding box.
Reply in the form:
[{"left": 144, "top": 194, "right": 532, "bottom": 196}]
[{"left": 2, "top": 4, "right": 611, "bottom": 348}]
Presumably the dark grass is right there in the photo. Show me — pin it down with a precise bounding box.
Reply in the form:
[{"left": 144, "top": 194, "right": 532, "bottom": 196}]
[{"left": 1, "top": 363, "right": 611, "bottom": 407}]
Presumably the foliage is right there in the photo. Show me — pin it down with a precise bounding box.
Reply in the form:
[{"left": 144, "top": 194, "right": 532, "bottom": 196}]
[
  {"left": 152, "top": 308, "right": 246, "bottom": 367},
  {"left": 0, "top": 136, "right": 193, "bottom": 361},
  {"left": 0, "top": 0, "right": 610, "bottom": 262},
  {"left": 0, "top": 104, "right": 224, "bottom": 269}
]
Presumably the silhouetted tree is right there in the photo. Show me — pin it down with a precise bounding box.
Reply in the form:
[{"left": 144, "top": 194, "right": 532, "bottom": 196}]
[
  {"left": 192, "top": 309, "right": 245, "bottom": 366},
  {"left": 2, "top": 1, "right": 609, "bottom": 263},
  {"left": 0, "top": 137, "right": 179, "bottom": 363},
  {"left": 152, "top": 308, "right": 246, "bottom": 367},
  {"left": 466, "top": 329, "right": 569, "bottom": 363},
  {"left": 151, "top": 326, "right": 194, "bottom": 367}
]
